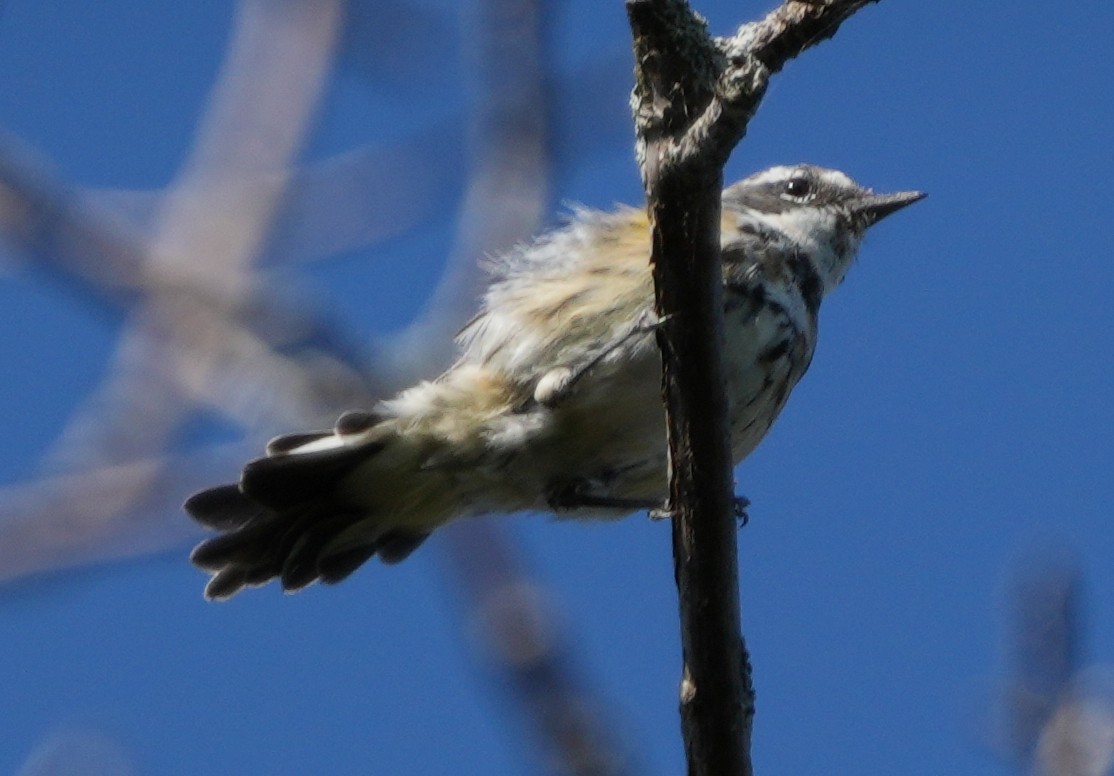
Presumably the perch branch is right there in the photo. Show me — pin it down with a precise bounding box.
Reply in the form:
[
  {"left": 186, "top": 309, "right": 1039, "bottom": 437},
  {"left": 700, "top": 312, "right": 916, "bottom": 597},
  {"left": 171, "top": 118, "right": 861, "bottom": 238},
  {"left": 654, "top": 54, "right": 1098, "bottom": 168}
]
[{"left": 625, "top": 1, "right": 884, "bottom": 774}]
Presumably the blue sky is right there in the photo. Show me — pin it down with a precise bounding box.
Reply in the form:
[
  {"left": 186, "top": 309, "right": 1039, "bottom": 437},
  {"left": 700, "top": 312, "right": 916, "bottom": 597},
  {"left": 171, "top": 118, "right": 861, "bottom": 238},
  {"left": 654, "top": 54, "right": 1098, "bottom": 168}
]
[{"left": 2, "top": 1, "right": 1113, "bottom": 774}]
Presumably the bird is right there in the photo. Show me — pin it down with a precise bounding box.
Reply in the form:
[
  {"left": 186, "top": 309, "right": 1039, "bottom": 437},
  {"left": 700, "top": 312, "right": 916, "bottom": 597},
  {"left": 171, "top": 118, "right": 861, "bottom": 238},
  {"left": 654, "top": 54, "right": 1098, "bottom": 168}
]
[{"left": 185, "top": 163, "right": 924, "bottom": 599}]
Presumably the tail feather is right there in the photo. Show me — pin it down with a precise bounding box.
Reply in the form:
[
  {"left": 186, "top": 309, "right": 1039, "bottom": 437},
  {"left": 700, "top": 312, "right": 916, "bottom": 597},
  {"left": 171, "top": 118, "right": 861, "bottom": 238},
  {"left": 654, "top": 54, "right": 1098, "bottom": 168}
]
[
  {"left": 377, "top": 531, "right": 430, "bottom": 564},
  {"left": 334, "top": 410, "right": 383, "bottom": 436},
  {"left": 189, "top": 497, "right": 379, "bottom": 600},
  {"left": 278, "top": 511, "right": 369, "bottom": 590},
  {"left": 183, "top": 484, "right": 265, "bottom": 531},
  {"left": 240, "top": 441, "right": 376, "bottom": 510},
  {"left": 265, "top": 431, "right": 332, "bottom": 455},
  {"left": 317, "top": 543, "right": 381, "bottom": 585},
  {"left": 205, "top": 567, "right": 251, "bottom": 601},
  {"left": 184, "top": 404, "right": 460, "bottom": 598},
  {"left": 189, "top": 508, "right": 294, "bottom": 572}
]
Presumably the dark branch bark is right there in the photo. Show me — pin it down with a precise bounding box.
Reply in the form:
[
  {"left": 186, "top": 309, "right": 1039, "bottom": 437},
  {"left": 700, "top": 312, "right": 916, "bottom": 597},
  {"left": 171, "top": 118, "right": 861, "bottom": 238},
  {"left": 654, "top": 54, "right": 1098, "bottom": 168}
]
[{"left": 625, "top": 1, "right": 883, "bottom": 774}]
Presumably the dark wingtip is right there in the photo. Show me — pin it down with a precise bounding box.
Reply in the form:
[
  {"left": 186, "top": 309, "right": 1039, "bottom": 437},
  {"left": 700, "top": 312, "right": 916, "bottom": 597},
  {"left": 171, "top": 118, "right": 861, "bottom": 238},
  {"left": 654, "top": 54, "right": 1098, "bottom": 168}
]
[
  {"left": 317, "top": 544, "right": 380, "bottom": 585},
  {"left": 265, "top": 431, "right": 332, "bottom": 456},
  {"left": 377, "top": 532, "right": 430, "bottom": 564},
  {"left": 204, "top": 567, "right": 250, "bottom": 601},
  {"left": 189, "top": 533, "right": 241, "bottom": 572},
  {"left": 241, "top": 442, "right": 378, "bottom": 510},
  {"left": 184, "top": 484, "right": 262, "bottom": 530},
  {"left": 335, "top": 410, "right": 384, "bottom": 436},
  {"left": 279, "top": 554, "right": 321, "bottom": 593}
]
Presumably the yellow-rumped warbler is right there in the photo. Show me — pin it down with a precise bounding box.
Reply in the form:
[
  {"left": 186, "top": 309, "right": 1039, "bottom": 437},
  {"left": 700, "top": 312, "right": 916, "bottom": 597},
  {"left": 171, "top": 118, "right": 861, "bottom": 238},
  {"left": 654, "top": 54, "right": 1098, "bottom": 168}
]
[{"left": 186, "top": 164, "right": 923, "bottom": 599}]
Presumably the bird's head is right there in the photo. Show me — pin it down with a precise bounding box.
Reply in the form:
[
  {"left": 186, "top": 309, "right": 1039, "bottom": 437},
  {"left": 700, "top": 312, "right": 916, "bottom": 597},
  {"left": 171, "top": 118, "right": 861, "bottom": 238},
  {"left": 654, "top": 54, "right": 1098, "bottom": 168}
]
[{"left": 724, "top": 164, "right": 924, "bottom": 292}]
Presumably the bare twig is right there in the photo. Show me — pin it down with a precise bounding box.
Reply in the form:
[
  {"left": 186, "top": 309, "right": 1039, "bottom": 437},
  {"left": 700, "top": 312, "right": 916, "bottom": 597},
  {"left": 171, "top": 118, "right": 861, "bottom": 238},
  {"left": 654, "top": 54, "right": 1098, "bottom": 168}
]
[{"left": 626, "top": 1, "right": 884, "bottom": 773}]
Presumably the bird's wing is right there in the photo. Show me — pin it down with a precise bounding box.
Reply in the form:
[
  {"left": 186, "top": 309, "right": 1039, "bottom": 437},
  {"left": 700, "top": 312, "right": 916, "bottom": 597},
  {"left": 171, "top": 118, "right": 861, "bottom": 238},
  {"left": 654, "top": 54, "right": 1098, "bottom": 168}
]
[{"left": 456, "top": 207, "right": 655, "bottom": 405}]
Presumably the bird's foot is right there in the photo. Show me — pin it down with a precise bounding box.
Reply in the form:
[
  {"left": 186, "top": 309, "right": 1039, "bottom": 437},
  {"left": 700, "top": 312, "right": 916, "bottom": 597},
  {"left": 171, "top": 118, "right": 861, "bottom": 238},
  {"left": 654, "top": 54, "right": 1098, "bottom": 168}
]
[
  {"left": 644, "top": 495, "right": 750, "bottom": 524},
  {"left": 733, "top": 495, "right": 751, "bottom": 527}
]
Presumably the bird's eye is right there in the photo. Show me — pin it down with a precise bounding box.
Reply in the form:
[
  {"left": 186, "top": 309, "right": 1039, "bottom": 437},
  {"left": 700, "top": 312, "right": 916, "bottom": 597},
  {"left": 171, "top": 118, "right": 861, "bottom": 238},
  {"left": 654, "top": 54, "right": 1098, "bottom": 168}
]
[{"left": 784, "top": 177, "right": 811, "bottom": 198}]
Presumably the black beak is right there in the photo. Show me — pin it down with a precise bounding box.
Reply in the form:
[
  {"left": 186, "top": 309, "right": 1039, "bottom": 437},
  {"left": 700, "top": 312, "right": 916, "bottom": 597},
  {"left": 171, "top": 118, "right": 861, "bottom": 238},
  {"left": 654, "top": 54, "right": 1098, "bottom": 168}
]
[{"left": 853, "top": 190, "right": 926, "bottom": 224}]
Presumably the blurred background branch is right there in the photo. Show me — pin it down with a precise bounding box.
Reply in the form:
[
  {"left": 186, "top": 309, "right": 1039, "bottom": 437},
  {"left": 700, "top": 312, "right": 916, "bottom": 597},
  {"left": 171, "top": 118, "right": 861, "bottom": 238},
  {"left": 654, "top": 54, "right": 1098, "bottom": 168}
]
[
  {"left": 0, "top": 0, "right": 636, "bottom": 773},
  {"left": 984, "top": 549, "right": 1114, "bottom": 776}
]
